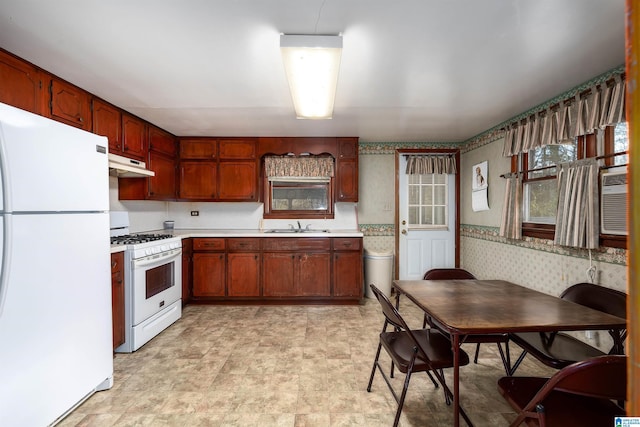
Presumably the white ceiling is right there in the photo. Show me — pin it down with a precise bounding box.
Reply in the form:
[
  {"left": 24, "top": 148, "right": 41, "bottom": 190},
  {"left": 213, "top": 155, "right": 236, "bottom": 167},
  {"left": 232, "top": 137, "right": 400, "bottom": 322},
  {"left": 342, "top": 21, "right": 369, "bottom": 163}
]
[{"left": 0, "top": 0, "right": 625, "bottom": 143}]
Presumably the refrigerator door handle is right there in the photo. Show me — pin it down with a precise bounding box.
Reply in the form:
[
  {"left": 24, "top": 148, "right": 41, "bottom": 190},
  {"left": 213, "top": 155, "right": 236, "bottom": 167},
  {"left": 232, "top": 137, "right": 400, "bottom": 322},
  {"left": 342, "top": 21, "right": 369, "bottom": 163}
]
[{"left": 0, "top": 213, "right": 11, "bottom": 316}]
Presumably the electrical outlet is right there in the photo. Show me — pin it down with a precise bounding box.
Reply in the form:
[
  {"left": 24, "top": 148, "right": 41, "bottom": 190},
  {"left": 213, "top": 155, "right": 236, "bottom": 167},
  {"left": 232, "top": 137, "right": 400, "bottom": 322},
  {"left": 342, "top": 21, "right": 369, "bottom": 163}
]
[{"left": 190, "top": 211, "right": 199, "bottom": 216}]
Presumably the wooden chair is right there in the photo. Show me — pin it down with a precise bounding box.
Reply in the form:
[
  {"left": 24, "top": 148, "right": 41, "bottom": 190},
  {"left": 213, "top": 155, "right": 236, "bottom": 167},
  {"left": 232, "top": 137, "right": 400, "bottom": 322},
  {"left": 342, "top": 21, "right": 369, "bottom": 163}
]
[
  {"left": 367, "top": 284, "right": 472, "bottom": 427},
  {"left": 507, "top": 283, "right": 627, "bottom": 376},
  {"left": 421, "top": 268, "right": 510, "bottom": 372},
  {"left": 497, "top": 355, "right": 626, "bottom": 426}
]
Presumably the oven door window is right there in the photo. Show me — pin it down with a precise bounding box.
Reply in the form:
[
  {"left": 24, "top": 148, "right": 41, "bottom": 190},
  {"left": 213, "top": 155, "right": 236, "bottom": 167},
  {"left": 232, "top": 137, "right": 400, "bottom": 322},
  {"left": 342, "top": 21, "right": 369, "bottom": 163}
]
[{"left": 145, "top": 262, "right": 174, "bottom": 299}]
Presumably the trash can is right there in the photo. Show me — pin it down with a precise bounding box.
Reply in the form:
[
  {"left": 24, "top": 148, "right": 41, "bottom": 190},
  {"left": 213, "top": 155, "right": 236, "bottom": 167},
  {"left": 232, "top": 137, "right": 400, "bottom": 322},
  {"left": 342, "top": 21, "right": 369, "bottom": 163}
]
[{"left": 363, "top": 248, "right": 394, "bottom": 299}]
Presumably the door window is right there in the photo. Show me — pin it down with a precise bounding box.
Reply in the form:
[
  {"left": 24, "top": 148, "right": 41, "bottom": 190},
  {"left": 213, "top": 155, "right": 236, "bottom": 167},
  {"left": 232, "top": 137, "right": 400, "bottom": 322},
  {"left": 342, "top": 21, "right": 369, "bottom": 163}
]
[{"left": 407, "top": 173, "right": 448, "bottom": 228}]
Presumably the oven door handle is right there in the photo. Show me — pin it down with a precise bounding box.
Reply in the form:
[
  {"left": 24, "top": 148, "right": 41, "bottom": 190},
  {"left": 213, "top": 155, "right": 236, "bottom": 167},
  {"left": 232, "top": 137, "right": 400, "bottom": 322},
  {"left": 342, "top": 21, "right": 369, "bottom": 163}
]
[{"left": 133, "top": 248, "right": 182, "bottom": 269}]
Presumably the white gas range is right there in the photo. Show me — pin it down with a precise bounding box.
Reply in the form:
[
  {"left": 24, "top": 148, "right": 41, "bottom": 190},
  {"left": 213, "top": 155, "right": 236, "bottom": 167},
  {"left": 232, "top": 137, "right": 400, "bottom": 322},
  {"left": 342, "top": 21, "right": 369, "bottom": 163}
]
[{"left": 110, "top": 212, "right": 182, "bottom": 352}]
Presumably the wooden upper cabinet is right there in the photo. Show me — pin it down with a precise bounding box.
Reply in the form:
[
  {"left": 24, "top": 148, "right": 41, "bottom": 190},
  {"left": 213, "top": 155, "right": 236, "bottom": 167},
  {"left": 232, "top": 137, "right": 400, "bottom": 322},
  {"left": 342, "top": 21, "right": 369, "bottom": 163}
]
[
  {"left": 180, "top": 138, "right": 217, "bottom": 159},
  {"left": 48, "top": 78, "right": 91, "bottom": 131},
  {"left": 148, "top": 125, "right": 176, "bottom": 156},
  {"left": 121, "top": 112, "right": 147, "bottom": 160},
  {"left": 0, "top": 49, "right": 45, "bottom": 115},
  {"left": 218, "top": 162, "right": 257, "bottom": 201},
  {"left": 179, "top": 161, "right": 217, "bottom": 199},
  {"left": 92, "top": 98, "right": 122, "bottom": 153},
  {"left": 336, "top": 138, "right": 359, "bottom": 202},
  {"left": 148, "top": 151, "right": 176, "bottom": 199},
  {"left": 219, "top": 138, "right": 256, "bottom": 159}
]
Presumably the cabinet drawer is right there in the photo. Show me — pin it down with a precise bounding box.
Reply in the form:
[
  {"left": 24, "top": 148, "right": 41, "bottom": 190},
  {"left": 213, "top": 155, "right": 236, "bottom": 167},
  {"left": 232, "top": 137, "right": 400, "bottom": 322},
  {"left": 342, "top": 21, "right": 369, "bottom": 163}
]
[
  {"left": 194, "top": 238, "right": 226, "bottom": 251},
  {"left": 263, "top": 238, "right": 330, "bottom": 251},
  {"left": 333, "top": 238, "right": 362, "bottom": 251},
  {"left": 227, "top": 238, "right": 260, "bottom": 251}
]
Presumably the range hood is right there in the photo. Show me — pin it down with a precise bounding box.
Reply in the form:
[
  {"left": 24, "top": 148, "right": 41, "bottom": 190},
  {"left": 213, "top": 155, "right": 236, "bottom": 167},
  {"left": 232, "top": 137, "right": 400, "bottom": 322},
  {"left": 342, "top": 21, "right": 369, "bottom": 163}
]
[{"left": 108, "top": 153, "right": 155, "bottom": 178}]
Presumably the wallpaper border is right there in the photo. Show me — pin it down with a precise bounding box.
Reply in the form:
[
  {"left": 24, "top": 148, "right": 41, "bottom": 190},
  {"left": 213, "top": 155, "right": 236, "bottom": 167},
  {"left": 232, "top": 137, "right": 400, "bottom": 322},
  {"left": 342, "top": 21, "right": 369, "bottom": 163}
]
[
  {"left": 461, "top": 224, "right": 627, "bottom": 266},
  {"left": 360, "top": 223, "right": 395, "bottom": 236}
]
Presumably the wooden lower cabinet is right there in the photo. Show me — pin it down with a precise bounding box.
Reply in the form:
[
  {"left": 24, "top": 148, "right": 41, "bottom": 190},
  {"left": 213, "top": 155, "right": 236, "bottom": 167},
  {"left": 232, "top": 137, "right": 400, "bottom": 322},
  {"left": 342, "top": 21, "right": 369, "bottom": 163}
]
[
  {"left": 110, "top": 252, "right": 125, "bottom": 350},
  {"left": 192, "top": 252, "right": 226, "bottom": 297},
  {"left": 187, "top": 236, "right": 362, "bottom": 302},
  {"left": 334, "top": 251, "right": 363, "bottom": 297},
  {"left": 227, "top": 238, "right": 261, "bottom": 297}
]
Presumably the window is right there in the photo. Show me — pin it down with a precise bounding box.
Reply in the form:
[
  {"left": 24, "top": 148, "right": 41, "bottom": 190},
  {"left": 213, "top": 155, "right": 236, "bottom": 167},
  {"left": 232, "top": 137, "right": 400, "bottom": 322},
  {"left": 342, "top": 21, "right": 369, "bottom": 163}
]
[
  {"left": 517, "top": 123, "right": 628, "bottom": 248},
  {"left": 407, "top": 174, "right": 448, "bottom": 227},
  {"left": 523, "top": 143, "right": 576, "bottom": 224}
]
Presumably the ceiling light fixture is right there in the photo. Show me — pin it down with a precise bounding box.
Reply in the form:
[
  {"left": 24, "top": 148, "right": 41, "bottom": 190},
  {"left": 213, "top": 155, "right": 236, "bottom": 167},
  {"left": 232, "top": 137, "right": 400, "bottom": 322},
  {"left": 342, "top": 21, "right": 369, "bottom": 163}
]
[{"left": 280, "top": 34, "right": 342, "bottom": 119}]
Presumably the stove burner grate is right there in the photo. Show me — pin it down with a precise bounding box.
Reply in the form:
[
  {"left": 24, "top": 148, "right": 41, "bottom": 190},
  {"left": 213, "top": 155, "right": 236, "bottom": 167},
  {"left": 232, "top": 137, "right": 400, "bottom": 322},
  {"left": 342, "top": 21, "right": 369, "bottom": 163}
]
[{"left": 110, "top": 233, "right": 174, "bottom": 245}]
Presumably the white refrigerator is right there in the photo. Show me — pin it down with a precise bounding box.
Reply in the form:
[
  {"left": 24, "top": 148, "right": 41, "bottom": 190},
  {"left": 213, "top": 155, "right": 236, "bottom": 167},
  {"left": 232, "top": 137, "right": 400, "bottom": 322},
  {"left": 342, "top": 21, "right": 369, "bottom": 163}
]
[{"left": 0, "top": 103, "right": 113, "bottom": 426}]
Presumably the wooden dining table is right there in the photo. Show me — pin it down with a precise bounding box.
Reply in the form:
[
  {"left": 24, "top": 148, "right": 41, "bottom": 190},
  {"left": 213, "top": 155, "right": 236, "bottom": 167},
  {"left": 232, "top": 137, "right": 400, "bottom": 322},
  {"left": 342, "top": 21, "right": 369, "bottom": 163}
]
[{"left": 392, "top": 279, "right": 627, "bottom": 427}]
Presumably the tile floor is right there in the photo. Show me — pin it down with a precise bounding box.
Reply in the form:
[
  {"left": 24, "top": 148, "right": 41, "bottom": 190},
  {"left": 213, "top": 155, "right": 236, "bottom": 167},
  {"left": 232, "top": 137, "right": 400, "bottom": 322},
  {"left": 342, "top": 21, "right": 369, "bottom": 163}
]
[{"left": 60, "top": 297, "right": 555, "bottom": 427}]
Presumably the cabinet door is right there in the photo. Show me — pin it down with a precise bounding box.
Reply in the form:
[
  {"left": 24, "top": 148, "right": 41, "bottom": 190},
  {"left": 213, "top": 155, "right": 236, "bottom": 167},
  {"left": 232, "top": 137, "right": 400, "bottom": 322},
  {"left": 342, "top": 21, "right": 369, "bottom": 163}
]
[
  {"left": 333, "top": 251, "right": 363, "bottom": 297},
  {"left": 263, "top": 253, "right": 296, "bottom": 296},
  {"left": 0, "top": 50, "right": 45, "bottom": 115},
  {"left": 49, "top": 78, "right": 91, "bottom": 130},
  {"left": 92, "top": 98, "right": 122, "bottom": 153},
  {"left": 336, "top": 138, "right": 359, "bottom": 202},
  {"left": 148, "top": 151, "right": 176, "bottom": 200},
  {"left": 219, "top": 138, "right": 256, "bottom": 159},
  {"left": 110, "top": 252, "right": 125, "bottom": 349},
  {"left": 192, "top": 252, "right": 225, "bottom": 297},
  {"left": 122, "top": 113, "right": 147, "bottom": 160},
  {"left": 297, "top": 253, "right": 331, "bottom": 296},
  {"left": 218, "top": 161, "right": 257, "bottom": 201},
  {"left": 336, "top": 160, "right": 358, "bottom": 202},
  {"left": 180, "top": 138, "right": 217, "bottom": 159},
  {"left": 149, "top": 125, "right": 176, "bottom": 156},
  {"left": 227, "top": 252, "right": 261, "bottom": 296},
  {"left": 179, "top": 161, "right": 217, "bottom": 199}
]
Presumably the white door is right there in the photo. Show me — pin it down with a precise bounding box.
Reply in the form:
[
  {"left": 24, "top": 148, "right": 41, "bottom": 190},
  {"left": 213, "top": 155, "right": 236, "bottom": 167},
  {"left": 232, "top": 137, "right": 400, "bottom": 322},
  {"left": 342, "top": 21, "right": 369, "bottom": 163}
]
[{"left": 398, "top": 155, "right": 456, "bottom": 280}]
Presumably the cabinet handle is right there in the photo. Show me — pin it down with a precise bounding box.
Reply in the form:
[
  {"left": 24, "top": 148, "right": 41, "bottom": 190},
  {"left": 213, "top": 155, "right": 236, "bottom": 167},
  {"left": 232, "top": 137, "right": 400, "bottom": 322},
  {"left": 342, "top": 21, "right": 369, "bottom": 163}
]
[
  {"left": 112, "top": 261, "right": 117, "bottom": 268},
  {"left": 79, "top": 117, "right": 83, "bottom": 123}
]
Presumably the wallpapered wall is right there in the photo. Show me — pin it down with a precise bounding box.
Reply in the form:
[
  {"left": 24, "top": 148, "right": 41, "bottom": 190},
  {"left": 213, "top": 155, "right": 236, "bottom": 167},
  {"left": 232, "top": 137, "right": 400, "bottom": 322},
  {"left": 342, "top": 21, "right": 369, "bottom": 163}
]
[{"left": 357, "top": 139, "right": 628, "bottom": 294}]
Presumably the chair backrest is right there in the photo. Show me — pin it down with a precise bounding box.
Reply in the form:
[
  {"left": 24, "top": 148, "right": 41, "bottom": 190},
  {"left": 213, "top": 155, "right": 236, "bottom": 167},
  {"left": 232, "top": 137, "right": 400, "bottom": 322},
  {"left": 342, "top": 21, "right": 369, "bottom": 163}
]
[
  {"left": 546, "top": 355, "right": 626, "bottom": 400},
  {"left": 560, "top": 283, "right": 627, "bottom": 319},
  {"left": 423, "top": 268, "right": 476, "bottom": 280},
  {"left": 369, "top": 283, "right": 409, "bottom": 331}
]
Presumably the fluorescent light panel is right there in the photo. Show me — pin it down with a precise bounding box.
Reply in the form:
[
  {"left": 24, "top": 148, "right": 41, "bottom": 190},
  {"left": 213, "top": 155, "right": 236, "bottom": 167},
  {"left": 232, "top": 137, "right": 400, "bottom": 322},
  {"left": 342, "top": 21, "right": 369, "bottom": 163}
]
[{"left": 280, "top": 34, "right": 342, "bottom": 119}]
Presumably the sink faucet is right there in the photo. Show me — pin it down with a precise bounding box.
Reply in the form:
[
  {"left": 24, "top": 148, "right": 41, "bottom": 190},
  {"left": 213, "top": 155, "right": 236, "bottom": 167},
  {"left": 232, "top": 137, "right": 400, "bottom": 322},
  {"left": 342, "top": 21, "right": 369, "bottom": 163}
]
[{"left": 297, "top": 221, "right": 302, "bottom": 231}]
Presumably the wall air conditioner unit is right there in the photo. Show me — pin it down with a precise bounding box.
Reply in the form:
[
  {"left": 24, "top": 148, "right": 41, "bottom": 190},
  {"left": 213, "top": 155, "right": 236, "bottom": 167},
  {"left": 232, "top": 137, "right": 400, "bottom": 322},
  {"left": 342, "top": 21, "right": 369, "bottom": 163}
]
[{"left": 600, "top": 170, "right": 627, "bottom": 235}]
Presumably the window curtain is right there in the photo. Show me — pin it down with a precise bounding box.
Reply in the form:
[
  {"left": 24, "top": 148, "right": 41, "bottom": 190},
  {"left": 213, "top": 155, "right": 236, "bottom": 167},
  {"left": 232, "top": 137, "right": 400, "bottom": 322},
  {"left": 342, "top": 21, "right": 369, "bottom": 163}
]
[
  {"left": 502, "top": 75, "right": 625, "bottom": 157},
  {"left": 405, "top": 155, "right": 457, "bottom": 174},
  {"left": 264, "top": 156, "right": 334, "bottom": 178},
  {"left": 499, "top": 174, "right": 522, "bottom": 239},
  {"left": 554, "top": 158, "right": 600, "bottom": 249}
]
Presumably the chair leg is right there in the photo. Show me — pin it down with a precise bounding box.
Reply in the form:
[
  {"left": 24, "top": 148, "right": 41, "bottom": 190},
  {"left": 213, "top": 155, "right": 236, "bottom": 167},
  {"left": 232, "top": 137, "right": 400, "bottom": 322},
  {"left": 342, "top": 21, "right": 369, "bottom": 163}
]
[
  {"left": 508, "top": 348, "right": 528, "bottom": 376},
  {"left": 367, "top": 343, "right": 383, "bottom": 392},
  {"left": 392, "top": 367, "right": 414, "bottom": 427},
  {"left": 473, "top": 343, "right": 481, "bottom": 363},
  {"left": 425, "top": 371, "right": 439, "bottom": 389},
  {"left": 496, "top": 342, "right": 511, "bottom": 376}
]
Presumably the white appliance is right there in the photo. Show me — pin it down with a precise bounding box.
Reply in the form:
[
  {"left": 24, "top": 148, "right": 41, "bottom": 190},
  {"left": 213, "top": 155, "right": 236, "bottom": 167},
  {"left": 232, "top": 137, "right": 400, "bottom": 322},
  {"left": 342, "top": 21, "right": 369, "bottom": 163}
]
[
  {"left": 110, "top": 212, "right": 182, "bottom": 353},
  {"left": 600, "top": 169, "right": 627, "bottom": 235},
  {"left": 0, "top": 103, "right": 113, "bottom": 426}
]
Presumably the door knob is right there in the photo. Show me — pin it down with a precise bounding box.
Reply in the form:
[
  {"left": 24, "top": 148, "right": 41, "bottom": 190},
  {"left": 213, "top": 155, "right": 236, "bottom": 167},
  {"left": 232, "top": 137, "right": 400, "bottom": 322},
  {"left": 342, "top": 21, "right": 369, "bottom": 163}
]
[
  {"left": 401, "top": 230, "right": 407, "bottom": 235},
  {"left": 401, "top": 220, "right": 406, "bottom": 225}
]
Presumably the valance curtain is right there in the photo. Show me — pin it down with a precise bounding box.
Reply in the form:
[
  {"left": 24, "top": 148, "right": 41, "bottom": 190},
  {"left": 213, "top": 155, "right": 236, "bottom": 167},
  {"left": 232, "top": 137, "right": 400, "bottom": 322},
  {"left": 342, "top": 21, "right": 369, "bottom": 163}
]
[
  {"left": 405, "top": 155, "right": 457, "bottom": 174},
  {"left": 264, "top": 156, "right": 334, "bottom": 178},
  {"left": 499, "top": 174, "right": 522, "bottom": 240},
  {"left": 502, "top": 75, "right": 626, "bottom": 157},
  {"left": 554, "top": 158, "right": 600, "bottom": 249}
]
